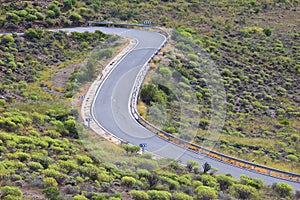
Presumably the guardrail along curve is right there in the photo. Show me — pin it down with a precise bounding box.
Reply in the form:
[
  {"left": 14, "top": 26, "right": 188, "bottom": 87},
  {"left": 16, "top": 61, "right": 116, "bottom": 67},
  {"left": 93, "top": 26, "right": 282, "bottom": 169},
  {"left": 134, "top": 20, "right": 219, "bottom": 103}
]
[
  {"left": 86, "top": 22, "right": 300, "bottom": 184},
  {"left": 127, "top": 26, "right": 300, "bottom": 184}
]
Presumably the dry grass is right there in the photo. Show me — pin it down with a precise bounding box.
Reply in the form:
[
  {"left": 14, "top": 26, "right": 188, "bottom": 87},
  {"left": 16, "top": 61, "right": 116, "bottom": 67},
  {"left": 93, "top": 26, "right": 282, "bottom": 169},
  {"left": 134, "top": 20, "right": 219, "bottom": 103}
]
[{"left": 137, "top": 101, "right": 147, "bottom": 118}]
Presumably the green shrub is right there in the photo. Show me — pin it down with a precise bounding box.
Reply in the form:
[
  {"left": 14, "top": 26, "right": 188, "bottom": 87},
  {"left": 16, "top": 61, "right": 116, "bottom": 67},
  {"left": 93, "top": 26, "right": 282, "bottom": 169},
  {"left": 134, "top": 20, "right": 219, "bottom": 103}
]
[
  {"left": 159, "top": 67, "right": 172, "bottom": 79},
  {"left": 130, "top": 190, "right": 149, "bottom": 200},
  {"left": 195, "top": 186, "right": 218, "bottom": 200},
  {"left": 137, "top": 169, "right": 151, "bottom": 179},
  {"left": 78, "top": 164, "right": 99, "bottom": 180},
  {"left": 200, "top": 174, "right": 217, "bottom": 188},
  {"left": 240, "top": 175, "right": 263, "bottom": 189},
  {"left": 147, "top": 190, "right": 171, "bottom": 200},
  {"left": 263, "top": 28, "right": 272, "bottom": 36},
  {"left": 216, "top": 174, "right": 235, "bottom": 191},
  {"left": 69, "top": 13, "right": 82, "bottom": 24},
  {"left": 287, "top": 154, "right": 298, "bottom": 162},
  {"left": 63, "top": 0, "right": 75, "bottom": 10},
  {"left": 0, "top": 17, "right": 5, "bottom": 27},
  {"left": 221, "top": 69, "right": 232, "bottom": 77},
  {"left": 230, "top": 184, "right": 258, "bottom": 199},
  {"left": 35, "top": 12, "right": 45, "bottom": 20},
  {"left": 0, "top": 186, "right": 22, "bottom": 199},
  {"left": 28, "top": 161, "right": 44, "bottom": 170},
  {"left": 109, "top": 197, "right": 121, "bottom": 200},
  {"left": 3, "top": 194, "right": 20, "bottom": 200},
  {"left": 122, "top": 176, "right": 137, "bottom": 188},
  {"left": 47, "top": 4, "right": 61, "bottom": 18},
  {"left": 0, "top": 99, "right": 6, "bottom": 107},
  {"left": 122, "top": 144, "right": 140, "bottom": 154},
  {"left": 42, "top": 187, "right": 60, "bottom": 200},
  {"left": 1, "top": 35, "right": 15, "bottom": 44},
  {"left": 64, "top": 118, "right": 78, "bottom": 138},
  {"left": 58, "top": 160, "right": 78, "bottom": 173},
  {"left": 272, "top": 182, "right": 293, "bottom": 198},
  {"left": 43, "top": 177, "right": 58, "bottom": 188},
  {"left": 7, "top": 151, "right": 31, "bottom": 162},
  {"left": 24, "top": 28, "right": 42, "bottom": 40},
  {"left": 178, "top": 174, "right": 192, "bottom": 186},
  {"left": 46, "top": 10, "right": 56, "bottom": 19},
  {"left": 140, "top": 84, "right": 167, "bottom": 106},
  {"left": 73, "top": 195, "right": 88, "bottom": 200},
  {"left": 276, "top": 87, "right": 286, "bottom": 95},
  {"left": 172, "top": 192, "right": 193, "bottom": 200},
  {"left": 97, "top": 173, "right": 112, "bottom": 183},
  {"left": 290, "top": 134, "right": 300, "bottom": 142},
  {"left": 6, "top": 12, "right": 21, "bottom": 24},
  {"left": 76, "top": 154, "right": 93, "bottom": 164},
  {"left": 160, "top": 176, "right": 179, "bottom": 190},
  {"left": 97, "top": 49, "right": 113, "bottom": 59},
  {"left": 26, "top": 14, "right": 38, "bottom": 21},
  {"left": 43, "top": 168, "right": 64, "bottom": 180}
]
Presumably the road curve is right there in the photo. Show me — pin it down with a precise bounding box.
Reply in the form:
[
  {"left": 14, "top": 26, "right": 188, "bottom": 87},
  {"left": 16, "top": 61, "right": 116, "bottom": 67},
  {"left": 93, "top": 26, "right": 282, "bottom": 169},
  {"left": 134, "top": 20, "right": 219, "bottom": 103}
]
[{"left": 62, "top": 27, "right": 300, "bottom": 189}]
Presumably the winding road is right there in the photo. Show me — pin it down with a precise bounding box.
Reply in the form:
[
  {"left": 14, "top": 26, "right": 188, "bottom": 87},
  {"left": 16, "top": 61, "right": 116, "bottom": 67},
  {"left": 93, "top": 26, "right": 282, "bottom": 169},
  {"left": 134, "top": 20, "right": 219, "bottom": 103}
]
[{"left": 65, "top": 26, "right": 300, "bottom": 190}]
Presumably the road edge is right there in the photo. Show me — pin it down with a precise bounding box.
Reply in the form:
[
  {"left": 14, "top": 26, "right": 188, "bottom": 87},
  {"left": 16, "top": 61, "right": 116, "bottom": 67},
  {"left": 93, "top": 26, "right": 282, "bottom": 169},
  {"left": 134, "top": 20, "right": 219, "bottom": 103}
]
[{"left": 81, "top": 37, "right": 138, "bottom": 145}]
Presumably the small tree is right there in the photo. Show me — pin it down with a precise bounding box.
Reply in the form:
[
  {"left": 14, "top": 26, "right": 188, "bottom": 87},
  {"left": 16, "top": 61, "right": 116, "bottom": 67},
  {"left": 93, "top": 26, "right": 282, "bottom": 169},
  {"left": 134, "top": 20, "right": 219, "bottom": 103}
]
[
  {"left": 186, "top": 160, "right": 198, "bottom": 172},
  {"left": 140, "top": 84, "right": 166, "bottom": 106},
  {"left": 122, "top": 144, "right": 131, "bottom": 154},
  {"left": 202, "top": 162, "right": 211, "bottom": 173}
]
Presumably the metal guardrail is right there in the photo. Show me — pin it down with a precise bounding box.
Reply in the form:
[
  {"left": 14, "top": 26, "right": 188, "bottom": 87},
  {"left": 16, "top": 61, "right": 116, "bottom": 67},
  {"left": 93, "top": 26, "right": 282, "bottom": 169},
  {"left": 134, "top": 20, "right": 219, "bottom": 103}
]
[
  {"left": 127, "top": 28, "right": 300, "bottom": 184},
  {"left": 88, "top": 21, "right": 153, "bottom": 28},
  {"left": 88, "top": 22, "right": 300, "bottom": 183},
  {"left": 88, "top": 21, "right": 171, "bottom": 39}
]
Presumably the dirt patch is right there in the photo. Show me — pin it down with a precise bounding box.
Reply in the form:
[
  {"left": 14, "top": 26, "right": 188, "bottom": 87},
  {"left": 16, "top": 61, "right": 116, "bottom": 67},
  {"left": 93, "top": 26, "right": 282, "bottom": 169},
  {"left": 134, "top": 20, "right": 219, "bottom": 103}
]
[
  {"left": 21, "top": 188, "right": 46, "bottom": 200},
  {"left": 51, "top": 62, "right": 82, "bottom": 89}
]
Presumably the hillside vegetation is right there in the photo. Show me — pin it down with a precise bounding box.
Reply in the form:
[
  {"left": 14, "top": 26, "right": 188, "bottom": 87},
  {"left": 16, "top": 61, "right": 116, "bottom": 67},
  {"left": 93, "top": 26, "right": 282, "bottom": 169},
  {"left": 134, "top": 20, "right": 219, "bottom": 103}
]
[
  {"left": 0, "top": 0, "right": 299, "bottom": 199},
  {"left": 134, "top": 1, "right": 299, "bottom": 172},
  {"left": 140, "top": 24, "right": 300, "bottom": 173}
]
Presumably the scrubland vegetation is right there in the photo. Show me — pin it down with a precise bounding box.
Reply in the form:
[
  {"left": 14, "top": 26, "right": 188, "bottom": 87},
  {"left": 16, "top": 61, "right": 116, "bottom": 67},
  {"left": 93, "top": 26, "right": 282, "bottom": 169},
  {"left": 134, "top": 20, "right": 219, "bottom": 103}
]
[{"left": 0, "top": 0, "right": 299, "bottom": 199}]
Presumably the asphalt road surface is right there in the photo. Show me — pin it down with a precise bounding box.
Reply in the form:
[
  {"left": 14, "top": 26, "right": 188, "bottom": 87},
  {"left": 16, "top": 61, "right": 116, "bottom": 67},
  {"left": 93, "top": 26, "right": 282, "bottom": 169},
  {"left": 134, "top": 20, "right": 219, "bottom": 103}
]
[{"left": 62, "top": 27, "right": 300, "bottom": 190}]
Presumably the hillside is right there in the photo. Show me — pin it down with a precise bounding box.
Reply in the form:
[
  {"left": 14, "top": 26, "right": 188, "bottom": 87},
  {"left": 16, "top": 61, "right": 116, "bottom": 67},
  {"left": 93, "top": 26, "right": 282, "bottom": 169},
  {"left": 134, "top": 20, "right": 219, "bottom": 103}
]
[
  {"left": 1, "top": 31, "right": 297, "bottom": 199},
  {"left": 139, "top": 23, "right": 300, "bottom": 173},
  {"left": 0, "top": 0, "right": 300, "bottom": 199}
]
